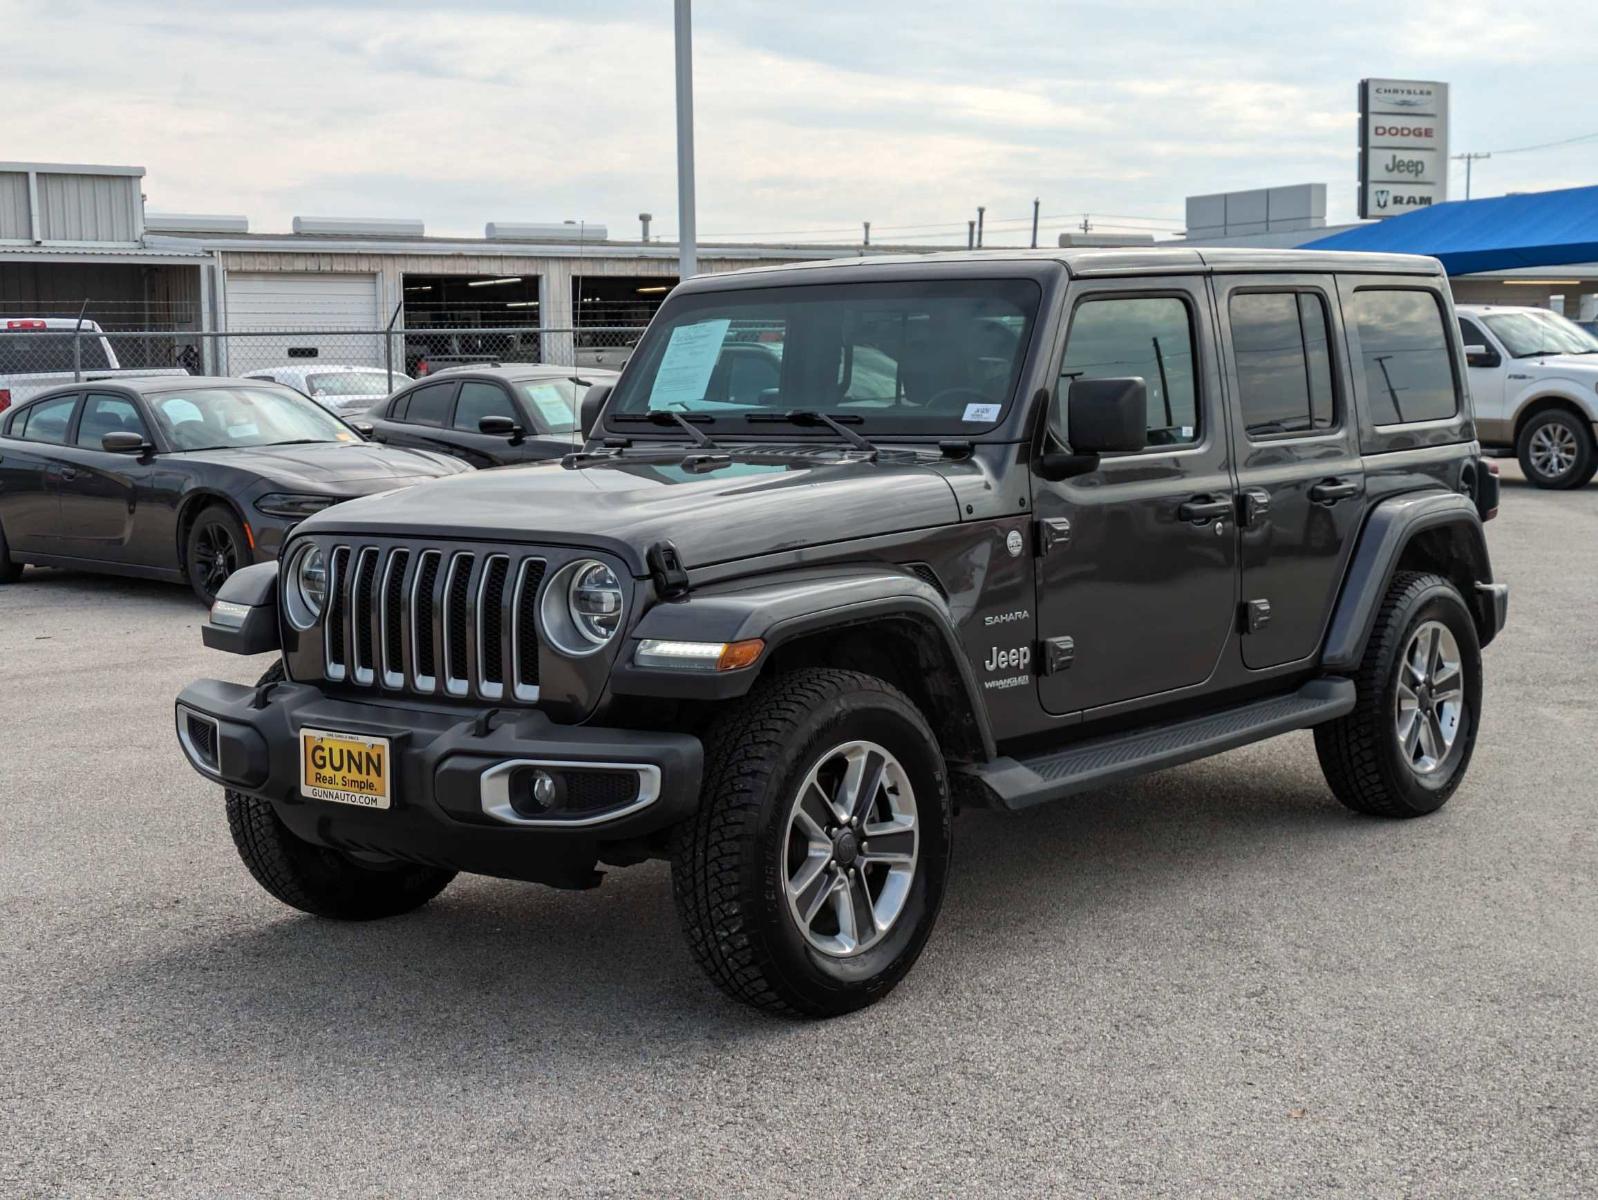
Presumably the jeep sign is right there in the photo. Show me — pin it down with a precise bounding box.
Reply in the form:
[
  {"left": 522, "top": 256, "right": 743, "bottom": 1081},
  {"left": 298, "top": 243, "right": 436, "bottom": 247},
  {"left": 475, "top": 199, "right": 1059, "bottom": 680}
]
[{"left": 1359, "top": 78, "right": 1449, "bottom": 219}]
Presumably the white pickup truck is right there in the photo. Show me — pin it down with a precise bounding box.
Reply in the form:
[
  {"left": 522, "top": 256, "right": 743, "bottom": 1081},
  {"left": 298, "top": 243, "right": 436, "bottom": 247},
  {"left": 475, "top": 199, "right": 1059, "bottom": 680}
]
[
  {"left": 0, "top": 317, "right": 187, "bottom": 415},
  {"left": 1457, "top": 303, "right": 1598, "bottom": 489}
]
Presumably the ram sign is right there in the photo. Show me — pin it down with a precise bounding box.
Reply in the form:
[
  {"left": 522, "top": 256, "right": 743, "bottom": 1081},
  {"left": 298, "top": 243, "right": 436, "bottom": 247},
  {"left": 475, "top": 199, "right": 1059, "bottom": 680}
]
[{"left": 1359, "top": 78, "right": 1450, "bottom": 219}]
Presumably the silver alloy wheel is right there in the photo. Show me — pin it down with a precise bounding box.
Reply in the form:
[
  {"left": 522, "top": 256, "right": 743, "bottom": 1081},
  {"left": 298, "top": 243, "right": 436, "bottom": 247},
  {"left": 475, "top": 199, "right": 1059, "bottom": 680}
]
[
  {"left": 1528, "top": 421, "right": 1579, "bottom": 479},
  {"left": 783, "top": 739, "right": 919, "bottom": 957},
  {"left": 1394, "top": 620, "right": 1466, "bottom": 775}
]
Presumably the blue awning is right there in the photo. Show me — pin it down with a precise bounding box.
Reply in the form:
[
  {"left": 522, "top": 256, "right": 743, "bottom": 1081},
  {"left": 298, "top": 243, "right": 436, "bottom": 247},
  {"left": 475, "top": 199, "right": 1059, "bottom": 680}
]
[{"left": 1305, "top": 185, "right": 1598, "bottom": 275}]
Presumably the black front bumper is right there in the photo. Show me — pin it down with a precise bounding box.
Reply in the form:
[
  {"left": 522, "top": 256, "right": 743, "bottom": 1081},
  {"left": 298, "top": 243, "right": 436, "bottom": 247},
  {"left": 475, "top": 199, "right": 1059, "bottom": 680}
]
[{"left": 174, "top": 678, "right": 702, "bottom": 888}]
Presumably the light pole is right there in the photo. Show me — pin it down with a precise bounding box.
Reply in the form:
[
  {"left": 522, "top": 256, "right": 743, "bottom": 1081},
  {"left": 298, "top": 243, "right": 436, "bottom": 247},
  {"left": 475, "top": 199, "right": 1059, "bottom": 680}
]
[{"left": 674, "top": 0, "right": 698, "bottom": 279}]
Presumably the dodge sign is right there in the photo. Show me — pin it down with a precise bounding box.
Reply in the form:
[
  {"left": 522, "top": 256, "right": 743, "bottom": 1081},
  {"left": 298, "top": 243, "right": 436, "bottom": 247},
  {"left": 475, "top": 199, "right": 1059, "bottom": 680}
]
[{"left": 1359, "top": 78, "right": 1450, "bottom": 219}]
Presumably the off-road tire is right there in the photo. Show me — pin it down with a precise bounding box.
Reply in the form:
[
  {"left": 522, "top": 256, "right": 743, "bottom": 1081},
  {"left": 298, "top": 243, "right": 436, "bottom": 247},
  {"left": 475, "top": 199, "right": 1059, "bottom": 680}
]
[
  {"left": 1315, "top": 571, "right": 1483, "bottom": 817},
  {"left": 671, "top": 668, "right": 952, "bottom": 1018},
  {"left": 0, "top": 519, "right": 21, "bottom": 583},
  {"left": 224, "top": 662, "right": 456, "bottom": 919},
  {"left": 185, "top": 503, "right": 249, "bottom": 605},
  {"left": 1516, "top": 408, "right": 1597, "bottom": 490}
]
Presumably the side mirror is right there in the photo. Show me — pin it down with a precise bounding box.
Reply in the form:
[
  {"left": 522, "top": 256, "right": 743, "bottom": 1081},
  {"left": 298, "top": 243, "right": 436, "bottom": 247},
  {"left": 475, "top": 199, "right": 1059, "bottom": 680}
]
[
  {"left": 1036, "top": 377, "right": 1148, "bottom": 481},
  {"left": 1464, "top": 344, "right": 1499, "bottom": 369},
  {"left": 478, "top": 415, "right": 525, "bottom": 443},
  {"left": 348, "top": 420, "right": 375, "bottom": 438},
  {"left": 102, "top": 430, "right": 153, "bottom": 455},
  {"left": 579, "top": 383, "right": 613, "bottom": 442}
]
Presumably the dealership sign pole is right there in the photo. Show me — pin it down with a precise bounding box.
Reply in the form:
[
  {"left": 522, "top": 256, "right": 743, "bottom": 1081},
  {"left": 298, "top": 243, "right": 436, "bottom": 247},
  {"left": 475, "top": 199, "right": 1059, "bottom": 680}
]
[
  {"left": 1359, "top": 78, "right": 1449, "bottom": 219},
  {"left": 675, "top": 0, "right": 698, "bottom": 279}
]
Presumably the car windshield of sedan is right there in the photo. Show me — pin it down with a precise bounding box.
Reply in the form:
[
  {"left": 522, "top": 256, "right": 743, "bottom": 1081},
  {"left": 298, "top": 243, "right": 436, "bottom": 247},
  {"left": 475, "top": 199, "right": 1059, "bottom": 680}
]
[
  {"left": 515, "top": 378, "right": 587, "bottom": 434},
  {"left": 1483, "top": 310, "right": 1598, "bottom": 358},
  {"left": 604, "top": 279, "right": 1041, "bottom": 435},
  {"left": 146, "top": 386, "right": 359, "bottom": 451},
  {"left": 306, "top": 370, "right": 402, "bottom": 397}
]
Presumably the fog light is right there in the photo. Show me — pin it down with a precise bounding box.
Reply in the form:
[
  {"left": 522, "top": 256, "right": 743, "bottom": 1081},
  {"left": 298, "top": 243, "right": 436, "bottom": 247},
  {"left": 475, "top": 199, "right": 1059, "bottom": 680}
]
[{"left": 528, "top": 769, "right": 559, "bottom": 809}]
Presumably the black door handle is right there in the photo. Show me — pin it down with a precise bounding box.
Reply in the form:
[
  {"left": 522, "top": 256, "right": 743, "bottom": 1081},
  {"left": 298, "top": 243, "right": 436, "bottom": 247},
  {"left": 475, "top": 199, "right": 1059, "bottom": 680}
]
[
  {"left": 1178, "top": 495, "right": 1232, "bottom": 523},
  {"left": 1309, "top": 478, "right": 1360, "bottom": 504},
  {"left": 58, "top": 467, "right": 77, "bottom": 481}
]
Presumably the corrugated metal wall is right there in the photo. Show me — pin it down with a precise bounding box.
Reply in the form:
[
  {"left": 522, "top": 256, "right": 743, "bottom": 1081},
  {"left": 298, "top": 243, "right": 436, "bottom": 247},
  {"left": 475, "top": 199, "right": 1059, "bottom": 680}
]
[
  {"left": 36, "top": 173, "right": 142, "bottom": 242},
  {"left": 0, "top": 173, "right": 30, "bottom": 240}
]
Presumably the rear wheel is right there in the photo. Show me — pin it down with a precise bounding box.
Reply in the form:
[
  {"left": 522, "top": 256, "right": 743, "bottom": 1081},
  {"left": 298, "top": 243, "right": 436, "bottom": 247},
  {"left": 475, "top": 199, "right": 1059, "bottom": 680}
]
[
  {"left": 1516, "top": 408, "right": 1596, "bottom": 489},
  {"left": 185, "top": 503, "right": 247, "bottom": 605},
  {"left": 1315, "top": 572, "right": 1482, "bottom": 817},
  {"left": 671, "top": 668, "right": 952, "bottom": 1017},
  {"left": 0, "top": 520, "right": 21, "bottom": 583},
  {"left": 225, "top": 663, "right": 456, "bottom": 919}
]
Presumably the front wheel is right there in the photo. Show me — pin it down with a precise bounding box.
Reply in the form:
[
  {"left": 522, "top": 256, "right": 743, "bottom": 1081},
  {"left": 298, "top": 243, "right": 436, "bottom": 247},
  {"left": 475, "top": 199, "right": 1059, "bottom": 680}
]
[
  {"left": 1516, "top": 408, "right": 1597, "bottom": 489},
  {"left": 672, "top": 668, "right": 952, "bottom": 1017},
  {"left": 1315, "top": 572, "right": 1483, "bottom": 817},
  {"left": 185, "top": 503, "right": 248, "bottom": 605}
]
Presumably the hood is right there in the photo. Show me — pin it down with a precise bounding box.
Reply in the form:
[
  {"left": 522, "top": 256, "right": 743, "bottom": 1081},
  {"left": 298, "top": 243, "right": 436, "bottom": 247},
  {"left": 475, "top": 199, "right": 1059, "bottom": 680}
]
[
  {"left": 177, "top": 441, "right": 468, "bottom": 488},
  {"left": 1521, "top": 353, "right": 1598, "bottom": 374},
  {"left": 302, "top": 452, "right": 962, "bottom": 571}
]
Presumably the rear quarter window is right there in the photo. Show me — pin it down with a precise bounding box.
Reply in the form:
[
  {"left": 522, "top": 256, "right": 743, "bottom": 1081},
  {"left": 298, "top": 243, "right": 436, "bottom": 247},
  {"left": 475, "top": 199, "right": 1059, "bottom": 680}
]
[{"left": 1347, "top": 289, "right": 1458, "bottom": 425}]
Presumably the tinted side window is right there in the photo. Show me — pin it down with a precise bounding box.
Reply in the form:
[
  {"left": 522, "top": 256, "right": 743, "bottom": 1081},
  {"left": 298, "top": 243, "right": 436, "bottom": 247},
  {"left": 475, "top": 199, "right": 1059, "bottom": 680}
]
[
  {"left": 1348, "top": 289, "right": 1458, "bottom": 425},
  {"left": 17, "top": 394, "right": 78, "bottom": 445},
  {"left": 402, "top": 383, "right": 454, "bottom": 427},
  {"left": 453, "top": 381, "right": 517, "bottom": 431},
  {"left": 1059, "top": 296, "right": 1198, "bottom": 447},
  {"left": 1229, "top": 291, "right": 1336, "bottom": 438},
  {"left": 1458, "top": 317, "right": 1488, "bottom": 347},
  {"left": 77, "top": 394, "right": 149, "bottom": 447}
]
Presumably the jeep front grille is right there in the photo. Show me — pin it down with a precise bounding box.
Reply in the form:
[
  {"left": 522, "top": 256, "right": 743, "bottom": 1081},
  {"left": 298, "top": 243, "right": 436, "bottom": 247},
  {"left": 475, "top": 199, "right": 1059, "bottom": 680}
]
[{"left": 322, "top": 545, "right": 546, "bottom": 702}]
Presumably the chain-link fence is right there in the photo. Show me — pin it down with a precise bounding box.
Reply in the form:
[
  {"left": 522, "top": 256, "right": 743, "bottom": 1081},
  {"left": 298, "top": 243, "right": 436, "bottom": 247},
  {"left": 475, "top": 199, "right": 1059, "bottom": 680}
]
[{"left": 0, "top": 324, "right": 647, "bottom": 406}]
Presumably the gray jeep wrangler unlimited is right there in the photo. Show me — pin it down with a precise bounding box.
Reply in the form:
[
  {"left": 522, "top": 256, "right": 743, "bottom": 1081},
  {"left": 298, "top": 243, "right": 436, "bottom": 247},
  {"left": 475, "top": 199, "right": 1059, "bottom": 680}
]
[{"left": 176, "top": 248, "right": 1507, "bottom": 1017}]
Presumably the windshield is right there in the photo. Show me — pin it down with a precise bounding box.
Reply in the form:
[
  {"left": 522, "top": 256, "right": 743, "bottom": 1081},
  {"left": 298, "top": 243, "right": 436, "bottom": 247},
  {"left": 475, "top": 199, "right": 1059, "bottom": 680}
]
[
  {"left": 146, "top": 386, "right": 359, "bottom": 451},
  {"left": 605, "top": 279, "right": 1041, "bottom": 435},
  {"left": 1483, "top": 310, "right": 1598, "bottom": 358},
  {"left": 515, "top": 378, "right": 589, "bottom": 434},
  {"left": 306, "top": 370, "right": 403, "bottom": 397}
]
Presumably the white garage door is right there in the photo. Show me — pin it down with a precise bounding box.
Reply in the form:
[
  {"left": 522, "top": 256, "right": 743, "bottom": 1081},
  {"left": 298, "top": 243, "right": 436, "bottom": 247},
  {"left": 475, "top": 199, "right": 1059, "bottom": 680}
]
[{"left": 224, "top": 273, "right": 382, "bottom": 372}]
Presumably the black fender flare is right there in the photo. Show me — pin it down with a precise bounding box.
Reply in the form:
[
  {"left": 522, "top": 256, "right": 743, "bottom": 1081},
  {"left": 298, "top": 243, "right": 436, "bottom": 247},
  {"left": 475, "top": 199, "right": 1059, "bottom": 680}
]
[
  {"left": 1321, "top": 491, "right": 1501, "bottom": 672},
  {"left": 610, "top": 564, "right": 996, "bottom": 759}
]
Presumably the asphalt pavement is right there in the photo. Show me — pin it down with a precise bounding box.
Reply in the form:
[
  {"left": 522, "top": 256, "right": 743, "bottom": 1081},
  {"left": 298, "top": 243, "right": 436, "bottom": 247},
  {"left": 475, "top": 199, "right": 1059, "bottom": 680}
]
[{"left": 2, "top": 462, "right": 1594, "bottom": 1198}]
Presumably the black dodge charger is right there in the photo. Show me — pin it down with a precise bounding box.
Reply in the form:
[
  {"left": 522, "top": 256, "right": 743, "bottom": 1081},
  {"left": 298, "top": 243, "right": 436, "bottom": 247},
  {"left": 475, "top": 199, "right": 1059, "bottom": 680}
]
[{"left": 0, "top": 376, "right": 468, "bottom": 602}]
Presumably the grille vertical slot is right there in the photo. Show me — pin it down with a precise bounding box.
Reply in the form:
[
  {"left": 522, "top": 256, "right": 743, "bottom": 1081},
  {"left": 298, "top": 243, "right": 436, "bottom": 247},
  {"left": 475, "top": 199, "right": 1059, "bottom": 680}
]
[
  {"left": 477, "top": 555, "right": 510, "bottom": 698},
  {"left": 443, "top": 552, "right": 476, "bottom": 697},
  {"left": 323, "top": 546, "right": 352, "bottom": 680},
  {"left": 513, "top": 557, "right": 547, "bottom": 701},
  {"left": 380, "top": 549, "right": 410, "bottom": 689},
  {"left": 350, "top": 547, "right": 380, "bottom": 685},
  {"left": 411, "top": 550, "right": 442, "bottom": 692}
]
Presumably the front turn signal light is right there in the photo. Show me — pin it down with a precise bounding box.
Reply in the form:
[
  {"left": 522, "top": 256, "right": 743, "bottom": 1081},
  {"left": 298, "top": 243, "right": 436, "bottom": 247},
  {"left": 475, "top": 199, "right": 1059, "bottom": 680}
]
[{"left": 634, "top": 638, "right": 765, "bottom": 672}]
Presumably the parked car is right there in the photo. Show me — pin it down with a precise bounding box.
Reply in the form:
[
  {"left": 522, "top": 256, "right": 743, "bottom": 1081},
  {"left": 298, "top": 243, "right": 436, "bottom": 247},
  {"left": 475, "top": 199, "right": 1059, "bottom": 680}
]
[
  {"left": 175, "top": 248, "right": 1506, "bottom": 1017},
  {"left": 1457, "top": 304, "right": 1598, "bottom": 488},
  {"left": 406, "top": 330, "right": 526, "bottom": 376},
  {"left": 243, "top": 365, "right": 410, "bottom": 418},
  {"left": 0, "top": 376, "right": 469, "bottom": 603},
  {"left": 367, "top": 365, "right": 618, "bottom": 467},
  {"left": 0, "top": 317, "right": 186, "bottom": 412}
]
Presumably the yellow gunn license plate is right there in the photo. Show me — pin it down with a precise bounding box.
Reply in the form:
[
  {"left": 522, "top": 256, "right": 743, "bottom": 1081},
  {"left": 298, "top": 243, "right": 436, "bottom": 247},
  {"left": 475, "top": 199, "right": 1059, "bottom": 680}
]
[{"left": 299, "top": 728, "right": 392, "bottom": 810}]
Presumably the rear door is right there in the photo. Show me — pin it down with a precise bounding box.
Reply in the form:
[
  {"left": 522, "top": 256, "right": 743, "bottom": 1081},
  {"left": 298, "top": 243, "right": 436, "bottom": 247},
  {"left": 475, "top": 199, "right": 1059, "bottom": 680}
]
[
  {"left": 1032, "top": 278, "right": 1239, "bottom": 715},
  {"left": 0, "top": 392, "right": 81, "bottom": 551},
  {"left": 369, "top": 380, "right": 461, "bottom": 458},
  {"left": 53, "top": 391, "right": 158, "bottom": 561},
  {"left": 1214, "top": 274, "right": 1364, "bottom": 670}
]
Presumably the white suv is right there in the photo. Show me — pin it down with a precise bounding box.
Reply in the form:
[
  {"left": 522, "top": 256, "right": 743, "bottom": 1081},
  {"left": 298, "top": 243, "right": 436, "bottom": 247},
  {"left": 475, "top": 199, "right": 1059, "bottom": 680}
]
[{"left": 1456, "top": 304, "right": 1598, "bottom": 489}]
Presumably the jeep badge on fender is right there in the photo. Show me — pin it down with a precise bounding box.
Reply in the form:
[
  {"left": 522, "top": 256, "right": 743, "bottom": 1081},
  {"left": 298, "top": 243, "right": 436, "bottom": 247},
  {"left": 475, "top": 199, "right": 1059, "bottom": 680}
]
[{"left": 174, "top": 247, "right": 1507, "bottom": 1017}]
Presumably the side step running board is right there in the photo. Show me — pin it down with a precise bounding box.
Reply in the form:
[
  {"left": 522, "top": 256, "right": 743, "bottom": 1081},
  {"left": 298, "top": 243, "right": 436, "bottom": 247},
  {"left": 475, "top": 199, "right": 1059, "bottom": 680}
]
[{"left": 962, "top": 678, "right": 1355, "bottom": 812}]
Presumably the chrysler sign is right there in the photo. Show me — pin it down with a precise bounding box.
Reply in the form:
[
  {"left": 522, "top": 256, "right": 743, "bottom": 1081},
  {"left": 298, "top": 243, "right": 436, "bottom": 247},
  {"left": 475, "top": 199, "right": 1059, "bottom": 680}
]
[{"left": 1359, "top": 78, "right": 1449, "bottom": 219}]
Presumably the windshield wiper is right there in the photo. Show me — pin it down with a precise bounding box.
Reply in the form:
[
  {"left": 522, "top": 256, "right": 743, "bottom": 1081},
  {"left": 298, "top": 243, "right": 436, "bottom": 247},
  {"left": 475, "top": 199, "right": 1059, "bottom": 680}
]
[
  {"left": 611, "top": 410, "right": 719, "bottom": 448},
  {"left": 745, "top": 410, "right": 878, "bottom": 459}
]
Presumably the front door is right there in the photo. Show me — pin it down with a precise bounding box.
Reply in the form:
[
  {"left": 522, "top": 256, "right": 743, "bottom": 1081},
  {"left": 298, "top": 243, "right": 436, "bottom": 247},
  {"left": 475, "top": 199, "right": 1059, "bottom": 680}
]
[
  {"left": 1033, "top": 279, "right": 1238, "bottom": 716},
  {"left": 1213, "top": 276, "right": 1364, "bottom": 670},
  {"left": 1456, "top": 314, "right": 1507, "bottom": 434}
]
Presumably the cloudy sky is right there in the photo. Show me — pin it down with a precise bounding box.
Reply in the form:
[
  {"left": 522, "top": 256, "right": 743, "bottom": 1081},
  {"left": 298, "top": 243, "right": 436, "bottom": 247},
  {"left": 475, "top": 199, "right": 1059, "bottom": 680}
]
[{"left": 9, "top": 0, "right": 1597, "bottom": 246}]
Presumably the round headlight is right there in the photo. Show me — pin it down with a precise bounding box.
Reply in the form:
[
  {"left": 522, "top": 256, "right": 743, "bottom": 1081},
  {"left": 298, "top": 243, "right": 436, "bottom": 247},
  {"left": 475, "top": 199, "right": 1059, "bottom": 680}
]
[
  {"left": 568, "top": 560, "right": 623, "bottom": 646},
  {"left": 285, "top": 544, "right": 327, "bottom": 629}
]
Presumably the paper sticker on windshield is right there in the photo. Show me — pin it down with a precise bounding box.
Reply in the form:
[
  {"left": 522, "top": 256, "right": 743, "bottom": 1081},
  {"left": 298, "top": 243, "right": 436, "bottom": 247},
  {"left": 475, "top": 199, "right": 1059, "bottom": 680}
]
[
  {"left": 649, "top": 318, "right": 731, "bottom": 408},
  {"left": 962, "top": 403, "right": 1001, "bottom": 423}
]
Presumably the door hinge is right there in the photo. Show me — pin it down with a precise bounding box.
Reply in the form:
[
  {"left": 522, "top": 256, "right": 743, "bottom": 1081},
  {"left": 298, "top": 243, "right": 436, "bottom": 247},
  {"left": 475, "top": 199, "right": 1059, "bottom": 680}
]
[
  {"left": 1043, "top": 636, "right": 1075, "bottom": 674},
  {"left": 1037, "top": 516, "right": 1072, "bottom": 554},
  {"left": 1242, "top": 599, "right": 1271, "bottom": 634},
  {"left": 1239, "top": 488, "right": 1271, "bottom": 529}
]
